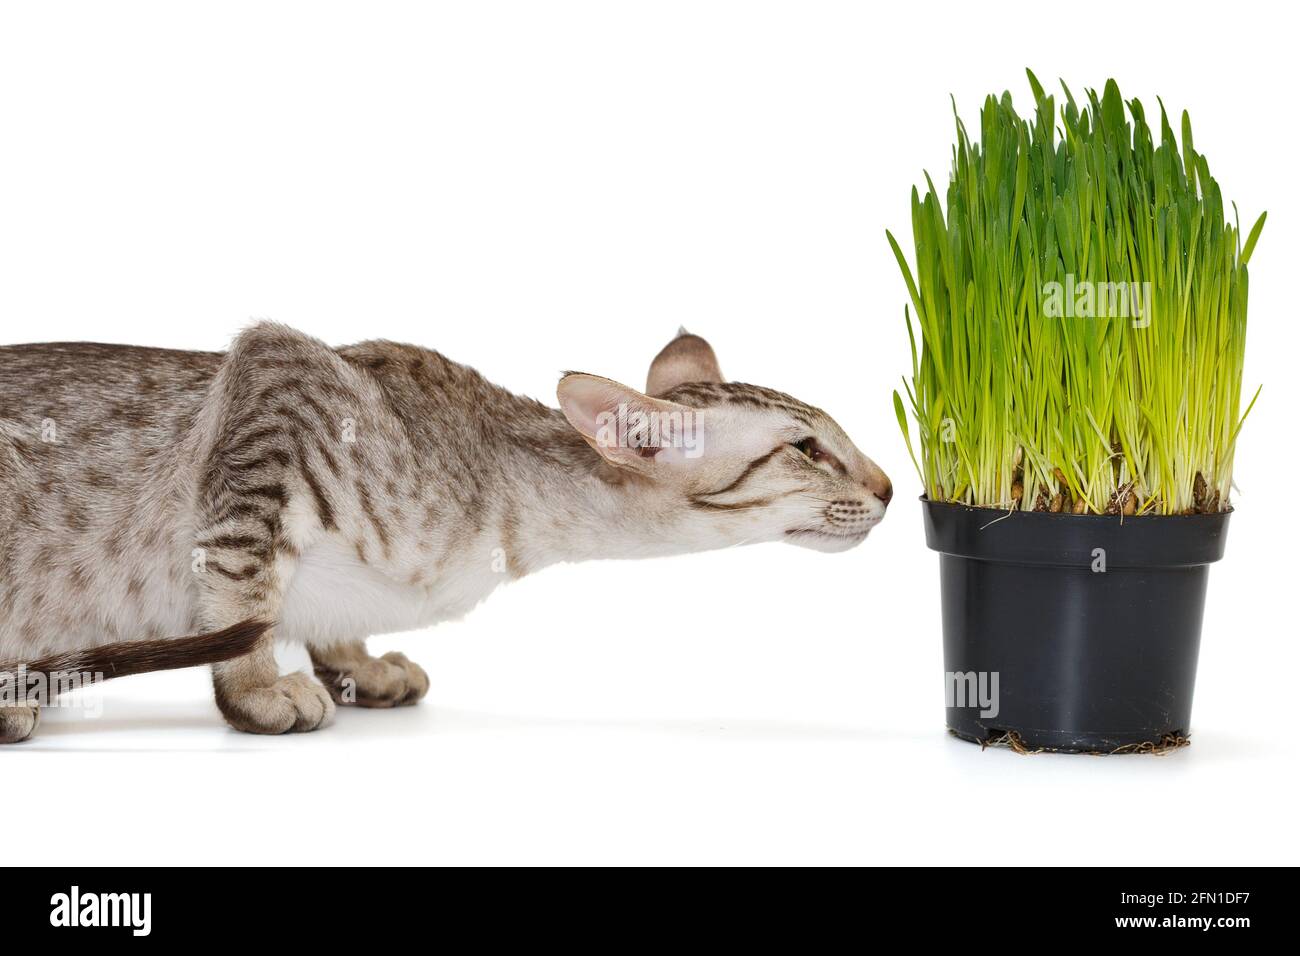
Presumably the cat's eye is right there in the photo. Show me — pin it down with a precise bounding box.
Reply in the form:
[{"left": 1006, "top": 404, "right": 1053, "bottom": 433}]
[
  {"left": 792, "top": 437, "right": 843, "bottom": 472},
  {"left": 793, "top": 437, "right": 819, "bottom": 460}
]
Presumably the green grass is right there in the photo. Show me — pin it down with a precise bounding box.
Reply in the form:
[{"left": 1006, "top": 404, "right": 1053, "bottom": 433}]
[{"left": 890, "top": 70, "right": 1263, "bottom": 515}]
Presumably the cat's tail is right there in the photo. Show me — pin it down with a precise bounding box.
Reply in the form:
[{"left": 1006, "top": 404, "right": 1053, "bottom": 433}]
[{"left": 0, "top": 619, "right": 271, "bottom": 684}]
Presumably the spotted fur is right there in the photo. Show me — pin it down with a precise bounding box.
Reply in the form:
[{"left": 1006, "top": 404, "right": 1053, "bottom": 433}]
[{"left": 0, "top": 325, "right": 890, "bottom": 741}]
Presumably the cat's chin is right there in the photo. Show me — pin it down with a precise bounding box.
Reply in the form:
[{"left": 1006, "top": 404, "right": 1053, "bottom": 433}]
[{"left": 783, "top": 528, "right": 872, "bottom": 553}]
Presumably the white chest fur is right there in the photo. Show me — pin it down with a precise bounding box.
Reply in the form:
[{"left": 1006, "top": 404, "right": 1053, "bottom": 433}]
[{"left": 278, "top": 535, "right": 504, "bottom": 646}]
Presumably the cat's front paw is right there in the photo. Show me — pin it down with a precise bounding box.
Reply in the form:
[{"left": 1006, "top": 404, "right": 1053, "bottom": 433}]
[
  {"left": 216, "top": 672, "right": 335, "bottom": 734},
  {"left": 0, "top": 705, "right": 39, "bottom": 744},
  {"left": 315, "top": 651, "right": 429, "bottom": 708}
]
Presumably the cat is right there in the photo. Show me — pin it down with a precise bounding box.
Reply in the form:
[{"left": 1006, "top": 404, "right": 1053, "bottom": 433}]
[{"left": 0, "top": 324, "right": 891, "bottom": 742}]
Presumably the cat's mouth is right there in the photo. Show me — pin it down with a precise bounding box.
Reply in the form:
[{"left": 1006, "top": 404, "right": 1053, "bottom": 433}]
[{"left": 783, "top": 527, "right": 872, "bottom": 552}]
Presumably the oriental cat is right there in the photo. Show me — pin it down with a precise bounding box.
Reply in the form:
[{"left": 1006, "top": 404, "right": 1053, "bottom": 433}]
[{"left": 0, "top": 325, "right": 890, "bottom": 742}]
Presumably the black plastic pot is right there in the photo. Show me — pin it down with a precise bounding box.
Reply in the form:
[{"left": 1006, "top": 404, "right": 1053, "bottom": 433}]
[{"left": 923, "top": 499, "right": 1230, "bottom": 753}]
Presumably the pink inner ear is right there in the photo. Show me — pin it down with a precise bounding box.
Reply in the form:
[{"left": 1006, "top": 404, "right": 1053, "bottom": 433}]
[
  {"left": 558, "top": 388, "right": 600, "bottom": 436},
  {"left": 558, "top": 374, "right": 705, "bottom": 464},
  {"left": 558, "top": 375, "right": 650, "bottom": 445}
]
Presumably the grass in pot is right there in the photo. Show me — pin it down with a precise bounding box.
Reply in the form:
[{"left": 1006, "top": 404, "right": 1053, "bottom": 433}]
[{"left": 888, "top": 70, "right": 1264, "bottom": 753}]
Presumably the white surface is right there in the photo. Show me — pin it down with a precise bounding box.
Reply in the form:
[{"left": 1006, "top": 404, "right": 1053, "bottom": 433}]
[{"left": 1, "top": 0, "right": 1296, "bottom": 866}]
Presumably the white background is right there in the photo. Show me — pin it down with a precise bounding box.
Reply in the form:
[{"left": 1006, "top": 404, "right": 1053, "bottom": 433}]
[{"left": 2, "top": 1, "right": 1296, "bottom": 865}]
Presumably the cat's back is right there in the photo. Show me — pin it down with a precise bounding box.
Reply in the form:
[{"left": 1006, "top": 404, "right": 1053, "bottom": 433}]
[
  {"left": 335, "top": 338, "right": 563, "bottom": 452},
  {"left": 0, "top": 342, "right": 222, "bottom": 543},
  {"left": 0, "top": 341, "right": 221, "bottom": 422}
]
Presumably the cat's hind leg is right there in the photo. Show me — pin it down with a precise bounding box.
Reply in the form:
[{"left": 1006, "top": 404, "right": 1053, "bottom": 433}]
[{"left": 309, "top": 640, "right": 429, "bottom": 708}]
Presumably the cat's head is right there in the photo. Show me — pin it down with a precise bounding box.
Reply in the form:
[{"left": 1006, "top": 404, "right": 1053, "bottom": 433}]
[{"left": 557, "top": 331, "right": 891, "bottom": 553}]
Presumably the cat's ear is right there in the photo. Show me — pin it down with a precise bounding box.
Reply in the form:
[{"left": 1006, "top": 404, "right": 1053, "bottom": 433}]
[
  {"left": 557, "top": 373, "right": 702, "bottom": 472},
  {"left": 645, "top": 328, "right": 724, "bottom": 397}
]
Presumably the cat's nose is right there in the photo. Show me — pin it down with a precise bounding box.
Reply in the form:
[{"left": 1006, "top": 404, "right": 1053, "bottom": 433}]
[
  {"left": 876, "top": 478, "right": 893, "bottom": 506},
  {"left": 861, "top": 459, "right": 892, "bottom": 506}
]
